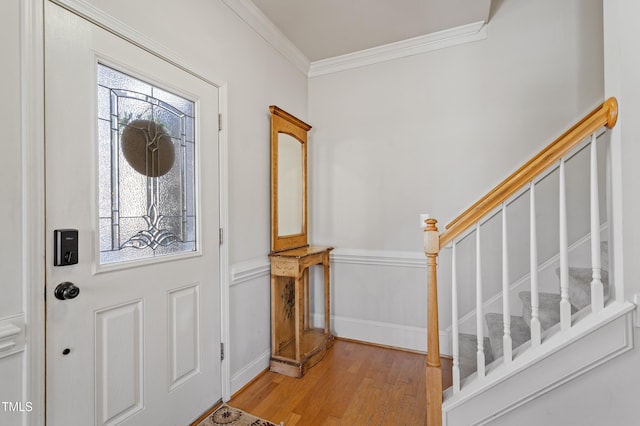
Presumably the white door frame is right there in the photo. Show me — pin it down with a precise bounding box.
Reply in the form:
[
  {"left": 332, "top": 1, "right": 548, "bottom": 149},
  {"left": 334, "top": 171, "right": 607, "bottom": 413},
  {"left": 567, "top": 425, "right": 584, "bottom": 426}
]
[{"left": 21, "top": 2, "right": 231, "bottom": 424}]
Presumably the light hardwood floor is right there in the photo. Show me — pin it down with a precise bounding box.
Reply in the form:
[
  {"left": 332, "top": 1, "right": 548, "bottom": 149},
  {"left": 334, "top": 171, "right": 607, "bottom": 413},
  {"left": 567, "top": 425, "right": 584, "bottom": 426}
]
[{"left": 228, "top": 339, "right": 452, "bottom": 425}]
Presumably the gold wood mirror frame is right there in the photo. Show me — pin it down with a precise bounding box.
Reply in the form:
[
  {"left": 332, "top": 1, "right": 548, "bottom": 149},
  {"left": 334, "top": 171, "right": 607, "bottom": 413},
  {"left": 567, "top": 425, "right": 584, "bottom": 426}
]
[{"left": 270, "top": 105, "right": 311, "bottom": 253}]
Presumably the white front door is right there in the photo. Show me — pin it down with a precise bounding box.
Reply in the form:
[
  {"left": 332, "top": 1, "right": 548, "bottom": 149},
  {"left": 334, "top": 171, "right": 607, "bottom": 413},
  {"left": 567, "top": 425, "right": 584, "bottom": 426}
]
[{"left": 45, "top": 3, "right": 221, "bottom": 425}]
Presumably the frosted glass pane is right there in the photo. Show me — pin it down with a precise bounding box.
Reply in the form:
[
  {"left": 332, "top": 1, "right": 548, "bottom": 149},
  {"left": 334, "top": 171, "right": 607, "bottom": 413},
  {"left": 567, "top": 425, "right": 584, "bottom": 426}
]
[
  {"left": 118, "top": 98, "right": 154, "bottom": 125},
  {"left": 99, "top": 218, "right": 112, "bottom": 252},
  {"left": 97, "top": 63, "right": 196, "bottom": 264},
  {"left": 185, "top": 142, "right": 195, "bottom": 217},
  {"left": 159, "top": 173, "right": 182, "bottom": 217},
  {"left": 98, "top": 64, "right": 151, "bottom": 95},
  {"left": 152, "top": 86, "right": 194, "bottom": 117},
  {"left": 98, "top": 119, "right": 112, "bottom": 218},
  {"left": 186, "top": 217, "right": 196, "bottom": 242},
  {"left": 154, "top": 108, "right": 183, "bottom": 139},
  {"left": 117, "top": 141, "right": 146, "bottom": 218},
  {"left": 185, "top": 117, "right": 194, "bottom": 143},
  {"left": 98, "top": 86, "right": 111, "bottom": 120}
]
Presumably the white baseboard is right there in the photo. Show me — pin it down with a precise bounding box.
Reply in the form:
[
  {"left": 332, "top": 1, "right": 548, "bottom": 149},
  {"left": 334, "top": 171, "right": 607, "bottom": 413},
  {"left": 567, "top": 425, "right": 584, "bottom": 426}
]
[
  {"left": 313, "top": 313, "right": 451, "bottom": 355},
  {"left": 230, "top": 349, "right": 271, "bottom": 396}
]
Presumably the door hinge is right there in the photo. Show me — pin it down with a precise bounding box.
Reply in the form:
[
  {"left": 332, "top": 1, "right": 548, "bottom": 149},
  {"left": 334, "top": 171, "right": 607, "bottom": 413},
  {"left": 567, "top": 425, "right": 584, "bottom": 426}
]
[
  {"left": 219, "top": 228, "right": 223, "bottom": 245},
  {"left": 220, "top": 342, "right": 225, "bottom": 361},
  {"left": 218, "top": 113, "right": 222, "bottom": 131}
]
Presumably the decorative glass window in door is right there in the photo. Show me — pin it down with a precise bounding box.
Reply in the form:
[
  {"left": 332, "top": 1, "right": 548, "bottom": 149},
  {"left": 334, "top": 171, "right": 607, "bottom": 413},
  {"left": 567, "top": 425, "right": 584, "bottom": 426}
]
[{"left": 98, "top": 63, "right": 197, "bottom": 264}]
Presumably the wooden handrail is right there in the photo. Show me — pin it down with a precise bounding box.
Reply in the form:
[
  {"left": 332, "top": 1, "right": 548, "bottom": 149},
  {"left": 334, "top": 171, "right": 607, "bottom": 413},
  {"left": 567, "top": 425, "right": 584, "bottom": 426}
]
[{"left": 440, "top": 97, "right": 618, "bottom": 248}]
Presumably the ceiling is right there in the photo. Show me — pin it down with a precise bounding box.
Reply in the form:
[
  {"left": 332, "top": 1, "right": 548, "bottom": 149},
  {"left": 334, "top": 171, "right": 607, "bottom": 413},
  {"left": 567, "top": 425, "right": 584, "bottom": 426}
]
[{"left": 249, "top": 0, "right": 493, "bottom": 62}]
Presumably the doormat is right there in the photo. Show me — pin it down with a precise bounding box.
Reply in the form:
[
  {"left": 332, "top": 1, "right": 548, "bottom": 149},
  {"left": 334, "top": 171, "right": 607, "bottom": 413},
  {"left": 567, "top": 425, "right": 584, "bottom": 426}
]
[{"left": 197, "top": 404, "right": 284, "bottom": 426}]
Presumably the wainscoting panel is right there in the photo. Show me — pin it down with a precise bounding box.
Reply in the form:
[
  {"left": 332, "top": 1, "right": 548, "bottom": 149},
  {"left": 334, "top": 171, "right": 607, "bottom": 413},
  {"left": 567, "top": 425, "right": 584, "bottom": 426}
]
[
  {"left": 0, "top": 316, "right": 25, "bottom": 426},
  {"left": 168, "top": 284, "right": 200, "bottom": 390},
  {"left": 229, "top": 258, "right": 271, "bottom": 394},
  {"left": 0, "top": 313, "right": 25, "bottom": 360},
  {"left": 95, "top": 300, "right": 143, "bottom": 425},
  {"left": 315, "top": 248, "right": 446, "bottom": 353}
]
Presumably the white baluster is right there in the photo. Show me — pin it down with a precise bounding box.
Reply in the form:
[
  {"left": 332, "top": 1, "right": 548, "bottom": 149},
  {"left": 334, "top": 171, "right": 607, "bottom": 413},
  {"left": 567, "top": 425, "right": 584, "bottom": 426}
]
[
  {"left": 476, "top": 223, "right": 485, "bottom": 378},
  {"left": 502, "top": 203, "right": 512, "bottom": 363},
  {"left": 529, "top": 182, "right": 541, "bottom": 346},
  {"left": 559, "top": 159, "right": 571, "bottom": 330},
  {"left": 451, "top": 242, "right": 460, "bottom": 393},
  {"left": 605, "top": 133, "right": 615, "bottom": 302},
  {"left": 590, "top": 133, "right": 604, "bottom": 312}
]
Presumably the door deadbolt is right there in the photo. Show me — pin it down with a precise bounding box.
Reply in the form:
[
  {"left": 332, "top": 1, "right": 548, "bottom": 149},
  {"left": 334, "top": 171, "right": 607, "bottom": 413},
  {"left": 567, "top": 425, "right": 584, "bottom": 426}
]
[{"left": 54, "top": 282, "right": 80, "bottom": 300}]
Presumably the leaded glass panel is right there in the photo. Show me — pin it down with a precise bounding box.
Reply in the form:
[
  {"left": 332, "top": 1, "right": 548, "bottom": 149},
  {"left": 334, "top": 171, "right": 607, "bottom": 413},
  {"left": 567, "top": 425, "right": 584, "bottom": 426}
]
[{"left": 97, "top": 63, "right": 197, "bottom": 264}]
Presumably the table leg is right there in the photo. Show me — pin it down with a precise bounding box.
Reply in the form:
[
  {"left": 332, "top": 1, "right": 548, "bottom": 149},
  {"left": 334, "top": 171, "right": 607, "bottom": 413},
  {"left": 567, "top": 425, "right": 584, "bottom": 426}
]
[
  {"left": 295, "top": 275, "right": 303, "bottom": 362},
  {"left": 270, "top": 275, "right": 277, "bottom": 355},
  {"left": 303, "top": 268, "right": 310, "bottom": 330},
  {"left": 324, "top": 260, "right": 330, "bottom": 334}
]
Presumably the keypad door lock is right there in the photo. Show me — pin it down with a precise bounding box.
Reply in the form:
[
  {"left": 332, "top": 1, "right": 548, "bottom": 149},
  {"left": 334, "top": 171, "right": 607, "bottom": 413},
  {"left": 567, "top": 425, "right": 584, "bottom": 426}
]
[
  {"left": 54, "top": 229, "right": 78, "bottom": 266},
  {"left": 54, "top": 282, "right": 80, "bottom": 300}
]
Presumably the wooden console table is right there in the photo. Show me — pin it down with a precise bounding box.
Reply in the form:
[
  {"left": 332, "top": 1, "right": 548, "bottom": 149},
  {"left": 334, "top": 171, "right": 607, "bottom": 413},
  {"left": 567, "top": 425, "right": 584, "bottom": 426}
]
[{"left": 269, "top": 245, "right": 334, "bottom": 377}]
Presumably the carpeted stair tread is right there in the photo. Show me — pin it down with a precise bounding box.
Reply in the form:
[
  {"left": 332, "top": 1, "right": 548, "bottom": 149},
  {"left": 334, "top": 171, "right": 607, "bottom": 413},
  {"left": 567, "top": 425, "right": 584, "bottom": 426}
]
[
  {"left": 458, "top": 333, "right": 494, "bottom": 380},
  {"left": 485, "top": 314, "right": 531, "bottom": 359},
  {"left": 518, "top": 291, "right": 580, "bottom": 331},
  {"left": 555, "top": 267, "right": 609, "bottom": 310}
]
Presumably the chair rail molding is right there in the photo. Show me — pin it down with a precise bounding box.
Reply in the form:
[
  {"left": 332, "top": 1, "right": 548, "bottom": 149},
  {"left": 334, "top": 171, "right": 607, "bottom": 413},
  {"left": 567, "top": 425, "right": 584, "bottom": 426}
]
[
  {"left": 230, "top": 257, "right": 271, "bottom": 286},
  {"left": 331, "top": 247, "right": 427, "bottom": 268},
  {"left": 0, "top": 314, "right": 26, "bottom": 359}
]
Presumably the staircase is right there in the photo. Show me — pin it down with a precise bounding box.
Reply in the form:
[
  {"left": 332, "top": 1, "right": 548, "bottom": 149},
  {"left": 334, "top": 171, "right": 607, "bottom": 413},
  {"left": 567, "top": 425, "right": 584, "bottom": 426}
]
[
  {"left": 422, "top": 98, "right": 636, "bottom": 426},
  {"left": 458, "top": 243, "right": 608, "bottom": 382}
]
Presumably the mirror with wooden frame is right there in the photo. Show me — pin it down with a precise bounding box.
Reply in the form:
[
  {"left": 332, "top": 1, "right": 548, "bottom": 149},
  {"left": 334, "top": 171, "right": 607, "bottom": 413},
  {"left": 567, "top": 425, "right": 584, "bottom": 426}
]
[{"left": 270, "top": 105, "right": 311, "bottom": 253}]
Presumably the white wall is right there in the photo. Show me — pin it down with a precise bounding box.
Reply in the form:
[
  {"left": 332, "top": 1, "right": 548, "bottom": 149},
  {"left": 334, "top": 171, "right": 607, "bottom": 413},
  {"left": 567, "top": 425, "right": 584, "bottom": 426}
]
[
  {"left": 610, "top": 0, "right": 640, "bottom": 302},
  {"left": 485, "top": 0, "right": 640, "bottom": 423},
  {"left": 308, "top": 0, "right": 604, "bottom": 347},
  {"left": 0, "top": 1, "right": 27, "bottom": 424}
]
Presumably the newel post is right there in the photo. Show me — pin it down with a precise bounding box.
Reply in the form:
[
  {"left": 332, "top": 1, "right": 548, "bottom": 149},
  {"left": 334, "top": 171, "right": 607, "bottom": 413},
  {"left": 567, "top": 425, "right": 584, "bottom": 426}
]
[{"left": 424, "top": 217, "right": 442, "bottom": 426}]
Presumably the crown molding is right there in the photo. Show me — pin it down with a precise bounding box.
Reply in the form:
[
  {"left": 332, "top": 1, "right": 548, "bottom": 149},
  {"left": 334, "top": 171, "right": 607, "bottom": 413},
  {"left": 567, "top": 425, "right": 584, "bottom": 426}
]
[
  {"left": 309, "top": 20, "right": 488, "bottom": 77},
  {"left": 220, "top": 2, "right": 486, "bottom": 78},
  {"left": 221, "top": 0, "right": 310, "bottom": 75}
]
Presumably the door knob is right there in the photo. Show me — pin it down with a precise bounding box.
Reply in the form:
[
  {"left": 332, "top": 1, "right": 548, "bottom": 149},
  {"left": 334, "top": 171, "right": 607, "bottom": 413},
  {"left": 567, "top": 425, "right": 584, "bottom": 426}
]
[{"left": 54, "top": 282, "right": 80, "bottom": 300}]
